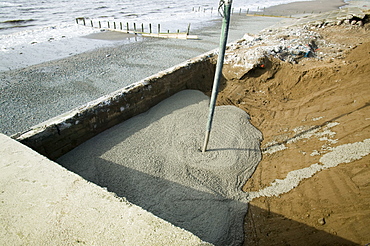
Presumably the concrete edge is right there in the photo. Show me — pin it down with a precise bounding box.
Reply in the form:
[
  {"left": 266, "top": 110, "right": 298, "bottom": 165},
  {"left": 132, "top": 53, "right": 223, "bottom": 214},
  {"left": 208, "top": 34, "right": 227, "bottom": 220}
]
[{"left": 0, "top": 133, "right": 213, "bottom": 245}]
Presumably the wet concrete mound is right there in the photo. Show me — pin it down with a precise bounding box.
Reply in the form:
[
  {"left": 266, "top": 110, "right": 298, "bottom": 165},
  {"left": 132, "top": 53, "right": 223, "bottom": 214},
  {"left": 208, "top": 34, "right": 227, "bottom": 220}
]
[{"left": 58, "top": 90, "right": 263, "bottom": 245}]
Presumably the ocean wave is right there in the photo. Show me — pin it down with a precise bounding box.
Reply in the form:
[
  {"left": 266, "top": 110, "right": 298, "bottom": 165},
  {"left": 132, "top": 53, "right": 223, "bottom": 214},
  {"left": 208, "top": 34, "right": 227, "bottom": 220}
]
[
  {"left": 95, "top": 6, "right": 108, "bottom": 10},
  {"left": 0, "top": 24, "right": 36, "bottom": 30},
  {"left": 0, "top": 1, "right": 21, "bottom": 7},
  {"left": 0, "top": 0, "right": 316, "bottom": 50},
  {"left": 1, "top": 19, "right": 35, "bottom": 24}
]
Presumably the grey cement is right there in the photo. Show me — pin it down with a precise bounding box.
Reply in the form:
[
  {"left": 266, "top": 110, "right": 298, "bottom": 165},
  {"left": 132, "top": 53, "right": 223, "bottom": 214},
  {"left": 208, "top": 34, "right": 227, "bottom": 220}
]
[
  {"left": 0, "top": 15, "right": 281, "bottom": 136},
  {"left": 58, "top": 90, "right": 263, "bottom": 246}
]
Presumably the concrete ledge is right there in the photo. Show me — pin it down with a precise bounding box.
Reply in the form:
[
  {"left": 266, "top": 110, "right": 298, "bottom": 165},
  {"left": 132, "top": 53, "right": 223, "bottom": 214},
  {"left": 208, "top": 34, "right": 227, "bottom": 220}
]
[
  {"left": 0, "top": 133, "right": 212, "bottom": 245},
  {"left": 12, "top": 51, "right": 216, "bottom": 160}
]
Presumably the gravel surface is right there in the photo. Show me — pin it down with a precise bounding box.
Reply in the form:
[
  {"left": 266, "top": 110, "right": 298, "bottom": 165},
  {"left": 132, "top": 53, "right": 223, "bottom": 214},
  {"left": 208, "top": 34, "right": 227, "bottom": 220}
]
[{"left": 0, "top": 15, "right": 280, "bottom": 135}]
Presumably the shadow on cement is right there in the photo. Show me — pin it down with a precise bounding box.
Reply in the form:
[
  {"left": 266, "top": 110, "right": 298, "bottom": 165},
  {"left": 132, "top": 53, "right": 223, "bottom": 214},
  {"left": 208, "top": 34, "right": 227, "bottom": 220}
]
[
  {"left": 245, "top": 205, "right": 358, "bottom": 246},
  {"left": 77, "top": 158, "right": 247, "bottom": 246}
]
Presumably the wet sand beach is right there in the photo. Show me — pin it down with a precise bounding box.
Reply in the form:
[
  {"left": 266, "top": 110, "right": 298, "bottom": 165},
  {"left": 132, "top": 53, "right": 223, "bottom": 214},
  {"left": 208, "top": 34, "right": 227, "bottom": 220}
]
[{"left": 265, "top": 0, "right": 346, "bottom": 15}]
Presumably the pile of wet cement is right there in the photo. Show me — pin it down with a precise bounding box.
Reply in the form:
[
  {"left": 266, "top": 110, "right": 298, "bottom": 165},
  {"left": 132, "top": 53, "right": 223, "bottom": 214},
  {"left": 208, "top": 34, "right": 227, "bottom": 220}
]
[{"left": 58, "top": 90, "right": 262, "bottom": 245}]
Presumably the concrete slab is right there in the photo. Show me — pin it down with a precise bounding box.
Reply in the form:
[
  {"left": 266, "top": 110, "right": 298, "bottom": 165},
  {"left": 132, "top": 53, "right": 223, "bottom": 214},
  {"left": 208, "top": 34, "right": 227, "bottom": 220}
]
[{"left": 0, "top": 133, "right": 211, "bottom": 245}]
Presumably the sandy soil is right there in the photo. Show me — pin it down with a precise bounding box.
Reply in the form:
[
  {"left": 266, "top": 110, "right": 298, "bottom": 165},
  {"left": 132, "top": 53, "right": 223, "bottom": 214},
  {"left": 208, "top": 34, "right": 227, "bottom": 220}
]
[{"left": 217, "top": 21, "right": 370, "bottom": 245}]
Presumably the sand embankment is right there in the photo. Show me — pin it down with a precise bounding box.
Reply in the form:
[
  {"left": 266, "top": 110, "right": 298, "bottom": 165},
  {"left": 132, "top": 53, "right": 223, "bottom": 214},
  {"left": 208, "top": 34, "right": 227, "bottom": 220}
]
[{"left": 216, "top": 8, "right": 370, "bottom": 245}]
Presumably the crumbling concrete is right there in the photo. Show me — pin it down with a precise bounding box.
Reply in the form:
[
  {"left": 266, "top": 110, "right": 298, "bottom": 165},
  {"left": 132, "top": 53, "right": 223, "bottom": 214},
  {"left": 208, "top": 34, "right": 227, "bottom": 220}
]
[{"left": 223, "top": 7, "right": 369, "bottom": 80}]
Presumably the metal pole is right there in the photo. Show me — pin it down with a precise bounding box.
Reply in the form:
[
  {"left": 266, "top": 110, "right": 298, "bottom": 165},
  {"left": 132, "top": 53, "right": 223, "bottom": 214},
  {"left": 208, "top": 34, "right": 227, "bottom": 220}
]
[{"left": 202, "top": 0, "right": 232, "bottom": 153}]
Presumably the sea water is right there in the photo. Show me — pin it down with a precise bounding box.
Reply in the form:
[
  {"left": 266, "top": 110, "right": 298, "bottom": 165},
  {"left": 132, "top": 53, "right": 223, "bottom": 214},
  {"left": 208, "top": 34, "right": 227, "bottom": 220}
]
[
  {"left": 0, "top": 0, "right": 315, "bottom": 71},
  {"left": 0, "top": 0, "right": 314, "bottom": 47}
]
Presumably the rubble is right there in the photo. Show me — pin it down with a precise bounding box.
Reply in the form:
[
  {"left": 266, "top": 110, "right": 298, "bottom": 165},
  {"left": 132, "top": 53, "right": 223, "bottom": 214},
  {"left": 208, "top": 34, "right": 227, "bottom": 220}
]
[{"left": 223, "top": 8, "right": 369, "bottom": 80}]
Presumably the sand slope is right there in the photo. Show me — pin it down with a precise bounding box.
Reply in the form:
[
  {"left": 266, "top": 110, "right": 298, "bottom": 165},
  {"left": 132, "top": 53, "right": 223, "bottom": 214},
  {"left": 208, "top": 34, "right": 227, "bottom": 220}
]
[{"left": 217, "top": 24, "right": 370, "bottom": 245}]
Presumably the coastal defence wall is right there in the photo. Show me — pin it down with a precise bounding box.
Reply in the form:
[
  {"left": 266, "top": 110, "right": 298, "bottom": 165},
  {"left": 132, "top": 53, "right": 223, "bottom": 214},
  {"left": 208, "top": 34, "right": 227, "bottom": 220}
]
[{"left": 13, "top": 51, "right": 217, "bottom": 160}]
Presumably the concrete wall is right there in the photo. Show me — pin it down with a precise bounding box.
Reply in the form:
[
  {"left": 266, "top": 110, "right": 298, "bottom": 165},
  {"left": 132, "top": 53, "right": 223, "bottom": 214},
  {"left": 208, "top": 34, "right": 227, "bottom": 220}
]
[{"left": 13, "top": 51, "right": 216, "bottom": 160}]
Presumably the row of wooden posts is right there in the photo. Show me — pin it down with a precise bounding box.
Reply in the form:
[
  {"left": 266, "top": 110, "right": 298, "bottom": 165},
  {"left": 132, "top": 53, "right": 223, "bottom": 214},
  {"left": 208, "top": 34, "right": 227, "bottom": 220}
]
[
  {"left": 192, "top": 6, "right": 245, "bottom": 15},
  {"left": 192, "top": 6, "right": 320, "bottom": 16},
  {"left": 75, "top": 7, "right": 321, "bottom": 35},
  {"left": 75, "top": 18, "right": 191, "bottom": 35}
]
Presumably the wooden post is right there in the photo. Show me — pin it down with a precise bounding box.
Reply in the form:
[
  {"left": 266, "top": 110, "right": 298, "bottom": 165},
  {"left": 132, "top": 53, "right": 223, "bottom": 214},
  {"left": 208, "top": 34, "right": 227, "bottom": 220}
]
[
  {"left": 90, "top": 20, "right": 93, "bottom": 27},
  {"left": 126, "top": 22, "right": 129, "bottom": 33},
  {"left": 108, "top": 21, "right": 110, "bottom": 28},
  {"left": 133, "top": 23, "right": 136, "bottom": 33},
  {"left": 114, "top": 22, "right": 116, "bottom": 29},
  {"left": 158, "top": 24, "right": 160, "bottom": 34},
  {"left": 120, "top": 22, "right": 122, "bottom": 30},
  {"left": 187, "top": 23, "right": 191, "bottom": 35},
  {"left": 141, "top": 23, "right": 144, "bottom": 33},
  {"left": 149, "top": 23, "right": 152, "bottom": 33},
  {"left": 75, "top": 18, "right": 78, "bottom": 24},
  {"left": 99, "top": 21, "right": 101, "bottom": 28},
  {"left": 247, "top": 8, "right": 249, "bottom": 14},
  {"left": 83, "top": 18, "right": 86, "bottom": 26},
  {"left": 239, "top": 8, "right": 241, "bottom": 15}
]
